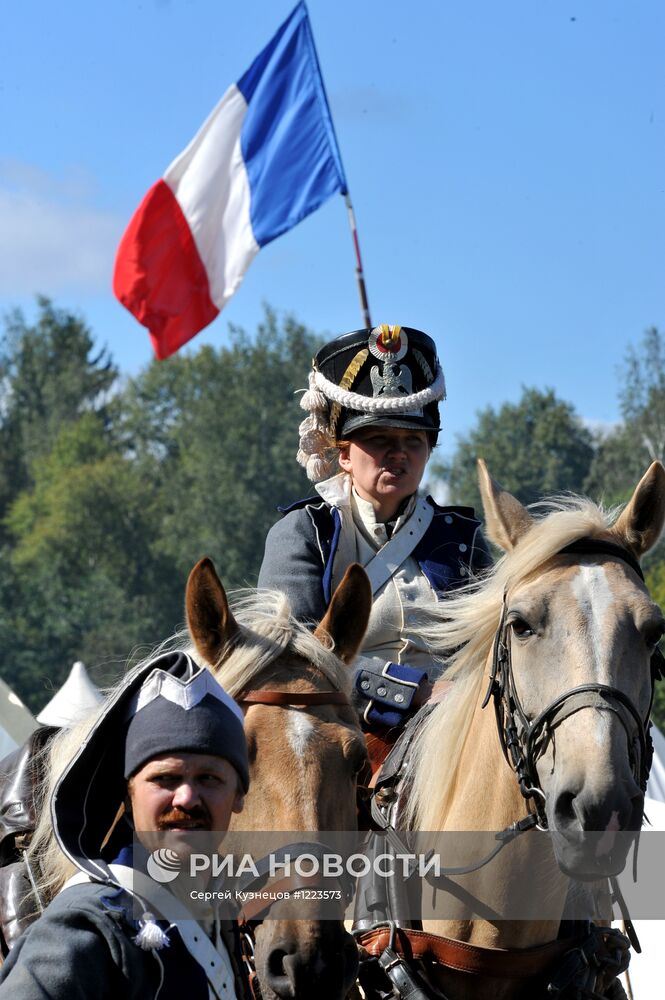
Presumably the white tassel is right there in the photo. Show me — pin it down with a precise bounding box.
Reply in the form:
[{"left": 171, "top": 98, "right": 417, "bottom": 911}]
[
  {"left": 307, "top": 454, "right": 333, "bottom": 482},
  {"left": 298, "top": 413, "right": 318, "bottom": 435},
  {"left": 300, "top": 371, "right": 329, "bottom": 413},
  {"left": 134, "top": 911, "right": 170, "bottom": 951},
  {"left": 299, "top": 428, "right": 328, "bottom": 452},
  {"left": 300, "top": 386, "right": 328, "bottom": 412}
]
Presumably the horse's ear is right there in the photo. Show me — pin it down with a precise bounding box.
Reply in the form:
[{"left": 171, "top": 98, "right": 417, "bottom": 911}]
[
  {"left": 611, "top": 461, "right": 665, "bottom": 559},
  {"left": 314, "top": 563, "right": 372, "bottom": 664},
  {"left": 186, "top": 557, "right": 239, "bottom": 666},
  {"left": 477, "top": 458, "right": 534, "bottom": 552}
]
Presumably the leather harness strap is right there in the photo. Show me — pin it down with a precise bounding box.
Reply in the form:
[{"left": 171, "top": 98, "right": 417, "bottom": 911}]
[
  {"left": 237, "top": 873, "right": 328, "bottom": 922},
  {"left": 239, "top": 690, "right": 350, "bottom": 707},
  {"left": 357, "top": 926, "right": 577, "bottom": 981},
  {"left": 363, "top": 498, "right": 434, "bottom": 595}
]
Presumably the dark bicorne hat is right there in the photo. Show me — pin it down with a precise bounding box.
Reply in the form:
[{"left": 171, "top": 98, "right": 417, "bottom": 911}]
[
  {"left": 297, "top": 325, "right": 446, "bottom": 481},
  {"left": 51, "top": 651, "right": 248, "bottom": 883}
]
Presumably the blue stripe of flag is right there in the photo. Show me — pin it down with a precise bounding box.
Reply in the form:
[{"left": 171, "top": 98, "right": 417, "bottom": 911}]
[{"left": 237, "top": 1, "right": 348, "bottom": 248}]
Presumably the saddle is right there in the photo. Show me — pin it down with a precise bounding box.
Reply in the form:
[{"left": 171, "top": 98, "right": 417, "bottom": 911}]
[{"left": 0, "top": 725, "right": 59, "bottom": 956}]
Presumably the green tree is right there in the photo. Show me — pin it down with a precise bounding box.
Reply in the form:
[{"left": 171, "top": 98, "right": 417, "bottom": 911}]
[
  {"left": 586, "top": 328, "right": 665, "bottom": 506},
  {"left": 3, "top": 413, "right": 179, "bottom": 709},
  {"left": 0, "top": 298, "right": 116, "bottom": 541},
  {"left": 583, "top": 425, "right": 651, "bottom": 508},
  {"left": 436, "top": 387, "right": 595, "bottom": 512},
  {"left": 0, "top": 300, "right": 123, "bottom": 706},
  {"left": 0, "top": 303, "right": 321, "bottom": 710},
  {"left": 620, "top": 327, "right": 665, "bottom": 461},
  {"left": 120, "top": 308, "right": 319, "bottom": 590}
]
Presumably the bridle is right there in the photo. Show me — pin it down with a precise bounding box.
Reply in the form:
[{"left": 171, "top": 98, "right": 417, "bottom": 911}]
[
  {"left": 353, "top": 538, "right": 654, "bottom": 998},
  {"left": 239, "top": 689, "right": 350, "bottom": 708},
  {"left": 482, "top": 537, "right": 665, "bottom": 830},
  {"left": 234, "top": 685, "right": 359, "bottom": 998},
  {"left": 234, "top": 684, "right": 358, "bottom": 919}
]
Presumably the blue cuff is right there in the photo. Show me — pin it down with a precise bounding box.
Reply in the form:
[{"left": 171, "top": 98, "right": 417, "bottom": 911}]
[
  {"left": 355, "top": 662, "right": 428, "bottom": 728},
  {"left": 364, "top": 701, "right": 408, "bottom": 730},
  {"left": 383, "top": 662, "right": 428, "bottom": 690}
]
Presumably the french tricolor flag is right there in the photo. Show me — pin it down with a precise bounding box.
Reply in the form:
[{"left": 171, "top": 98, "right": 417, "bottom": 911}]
[{"left": 113, "top": 3, "right": 347, "bottom": 360}]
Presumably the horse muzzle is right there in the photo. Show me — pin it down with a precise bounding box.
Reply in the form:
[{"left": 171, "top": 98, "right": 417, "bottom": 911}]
[
  {"left": 547, "top": 779, "right": 644, "bottom": 879},
  {"left": 256, "top": 920, "right": 359, "bottom": 1000}
]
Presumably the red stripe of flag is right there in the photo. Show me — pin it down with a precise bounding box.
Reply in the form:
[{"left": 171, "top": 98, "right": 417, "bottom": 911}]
[{"left": 112, "top": 180, "right": 219, "bottom": 360}]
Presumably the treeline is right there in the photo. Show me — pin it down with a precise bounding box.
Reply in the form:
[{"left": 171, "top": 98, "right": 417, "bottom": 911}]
[
  {"left": 0, "top": 300, "right": 315, "bottom": 710},
  {"left": 435, "top": 326, "right": 665, "bottom": 728},
  {"left": 1, "top": 303, "right": 664, "bottom": 732}
]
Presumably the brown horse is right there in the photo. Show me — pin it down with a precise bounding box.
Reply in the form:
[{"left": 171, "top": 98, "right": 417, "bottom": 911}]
[
  {"left": 185, "top": 557, "right": 371, "bottom": 1000},
  {"left": 360, "top": 461, "right": 665, "bottom": 999},
  {"left": 28, "top": 560, "right": 371, "bottom": 1000}
]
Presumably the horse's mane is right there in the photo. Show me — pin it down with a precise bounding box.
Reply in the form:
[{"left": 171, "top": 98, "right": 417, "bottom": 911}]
[
  {"left": 406, "top": 495, "right": 618, "bottom": 831},
  {"left": 29, "top": 588, "right": 350, "bottom": 902}
]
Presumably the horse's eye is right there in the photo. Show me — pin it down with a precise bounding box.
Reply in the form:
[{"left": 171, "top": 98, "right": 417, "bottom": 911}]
[{"left": 509, "top": 617, "right": 534, "bottom": 639}]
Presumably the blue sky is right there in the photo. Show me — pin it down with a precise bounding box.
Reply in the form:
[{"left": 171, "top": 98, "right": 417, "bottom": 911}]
[{"left": 1, "top": 1, "right": 663, "bottom": 456}]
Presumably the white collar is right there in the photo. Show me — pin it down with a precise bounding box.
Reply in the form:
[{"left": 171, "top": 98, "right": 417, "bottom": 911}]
[
  {"left": 315, "top": 471, "right": 353, "bottom": 507},
  {"left": 352, "top": 490, "right": 418, "bottom": 534},
  {"left": 314, "top": 472, "right": 418, "bottom": 532}
]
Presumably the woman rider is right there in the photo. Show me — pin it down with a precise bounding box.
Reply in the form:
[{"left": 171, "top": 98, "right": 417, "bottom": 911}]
[{"left": 258, "top": 324, "right": 492, "bottom": 732}]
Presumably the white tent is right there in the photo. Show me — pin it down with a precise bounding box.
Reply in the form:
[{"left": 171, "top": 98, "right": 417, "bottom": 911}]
[
  {"left": 36, "top": 660, "right": 102, "bottom": 728},
  {"left": 0, "top": 676, "right": 37, "bottom": 759}
]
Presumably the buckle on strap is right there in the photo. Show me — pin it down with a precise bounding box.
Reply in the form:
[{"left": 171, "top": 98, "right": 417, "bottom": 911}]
[
  {"left": 365, "top": 922, "right": 437, "bottom": 1000},
  {"left": 377, "top": 946, "right": 433, "bottom": 1000},
  {"left": 546, "top": 926, "right": 631, "bottom": 998}
]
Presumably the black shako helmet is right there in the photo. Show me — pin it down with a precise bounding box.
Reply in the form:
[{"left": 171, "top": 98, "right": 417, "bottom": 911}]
[{"left": 297, "top": 324, "right": 446, "bottom": 481}]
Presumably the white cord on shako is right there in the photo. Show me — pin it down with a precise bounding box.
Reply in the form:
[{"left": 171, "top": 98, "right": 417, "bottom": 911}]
[{"left": 296, "top": 364, "right": 447, "bottom": 482}]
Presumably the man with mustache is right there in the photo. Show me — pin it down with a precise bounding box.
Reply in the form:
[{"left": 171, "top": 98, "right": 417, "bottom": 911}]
[{"left": 0, "top": 651, "right": 251, "bottom": 999}]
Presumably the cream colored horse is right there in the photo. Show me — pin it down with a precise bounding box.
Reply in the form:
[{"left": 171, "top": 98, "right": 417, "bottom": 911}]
[{"left": 399, "top": 460, "right": 665, "bottom": 999}]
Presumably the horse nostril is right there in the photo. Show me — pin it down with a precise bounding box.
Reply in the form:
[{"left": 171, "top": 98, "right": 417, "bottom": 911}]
[
  {"left": 266, "top": 947, "right": 296, "bottom": 998},
  {"left": 262, "top": 928, "right": 353, "bottom": 999},
  {"left": 268, "top": 947, "right": 287, "bottom": 975},
  {"left": 554, "top": 790, "right": 577, "bottom": 829}
]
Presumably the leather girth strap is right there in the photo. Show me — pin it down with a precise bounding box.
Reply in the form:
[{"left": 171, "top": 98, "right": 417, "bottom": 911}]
[{"left": 357, "top": 926, "right": 577, "bottom": 981}]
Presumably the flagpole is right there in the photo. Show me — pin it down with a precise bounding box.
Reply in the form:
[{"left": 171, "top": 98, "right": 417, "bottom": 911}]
[{"left": 344, "top": 193, "right": 372, "bottom": 328}]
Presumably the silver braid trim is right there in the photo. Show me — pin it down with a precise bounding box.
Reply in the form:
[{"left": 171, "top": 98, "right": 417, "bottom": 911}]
[{"left": 311, "top": 363, "right": 446, "bottom": 412}]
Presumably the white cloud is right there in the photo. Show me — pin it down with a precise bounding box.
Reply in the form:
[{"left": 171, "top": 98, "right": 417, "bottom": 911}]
[{"left": 0, "top": 160, "right": 123, "bottom": 296}]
